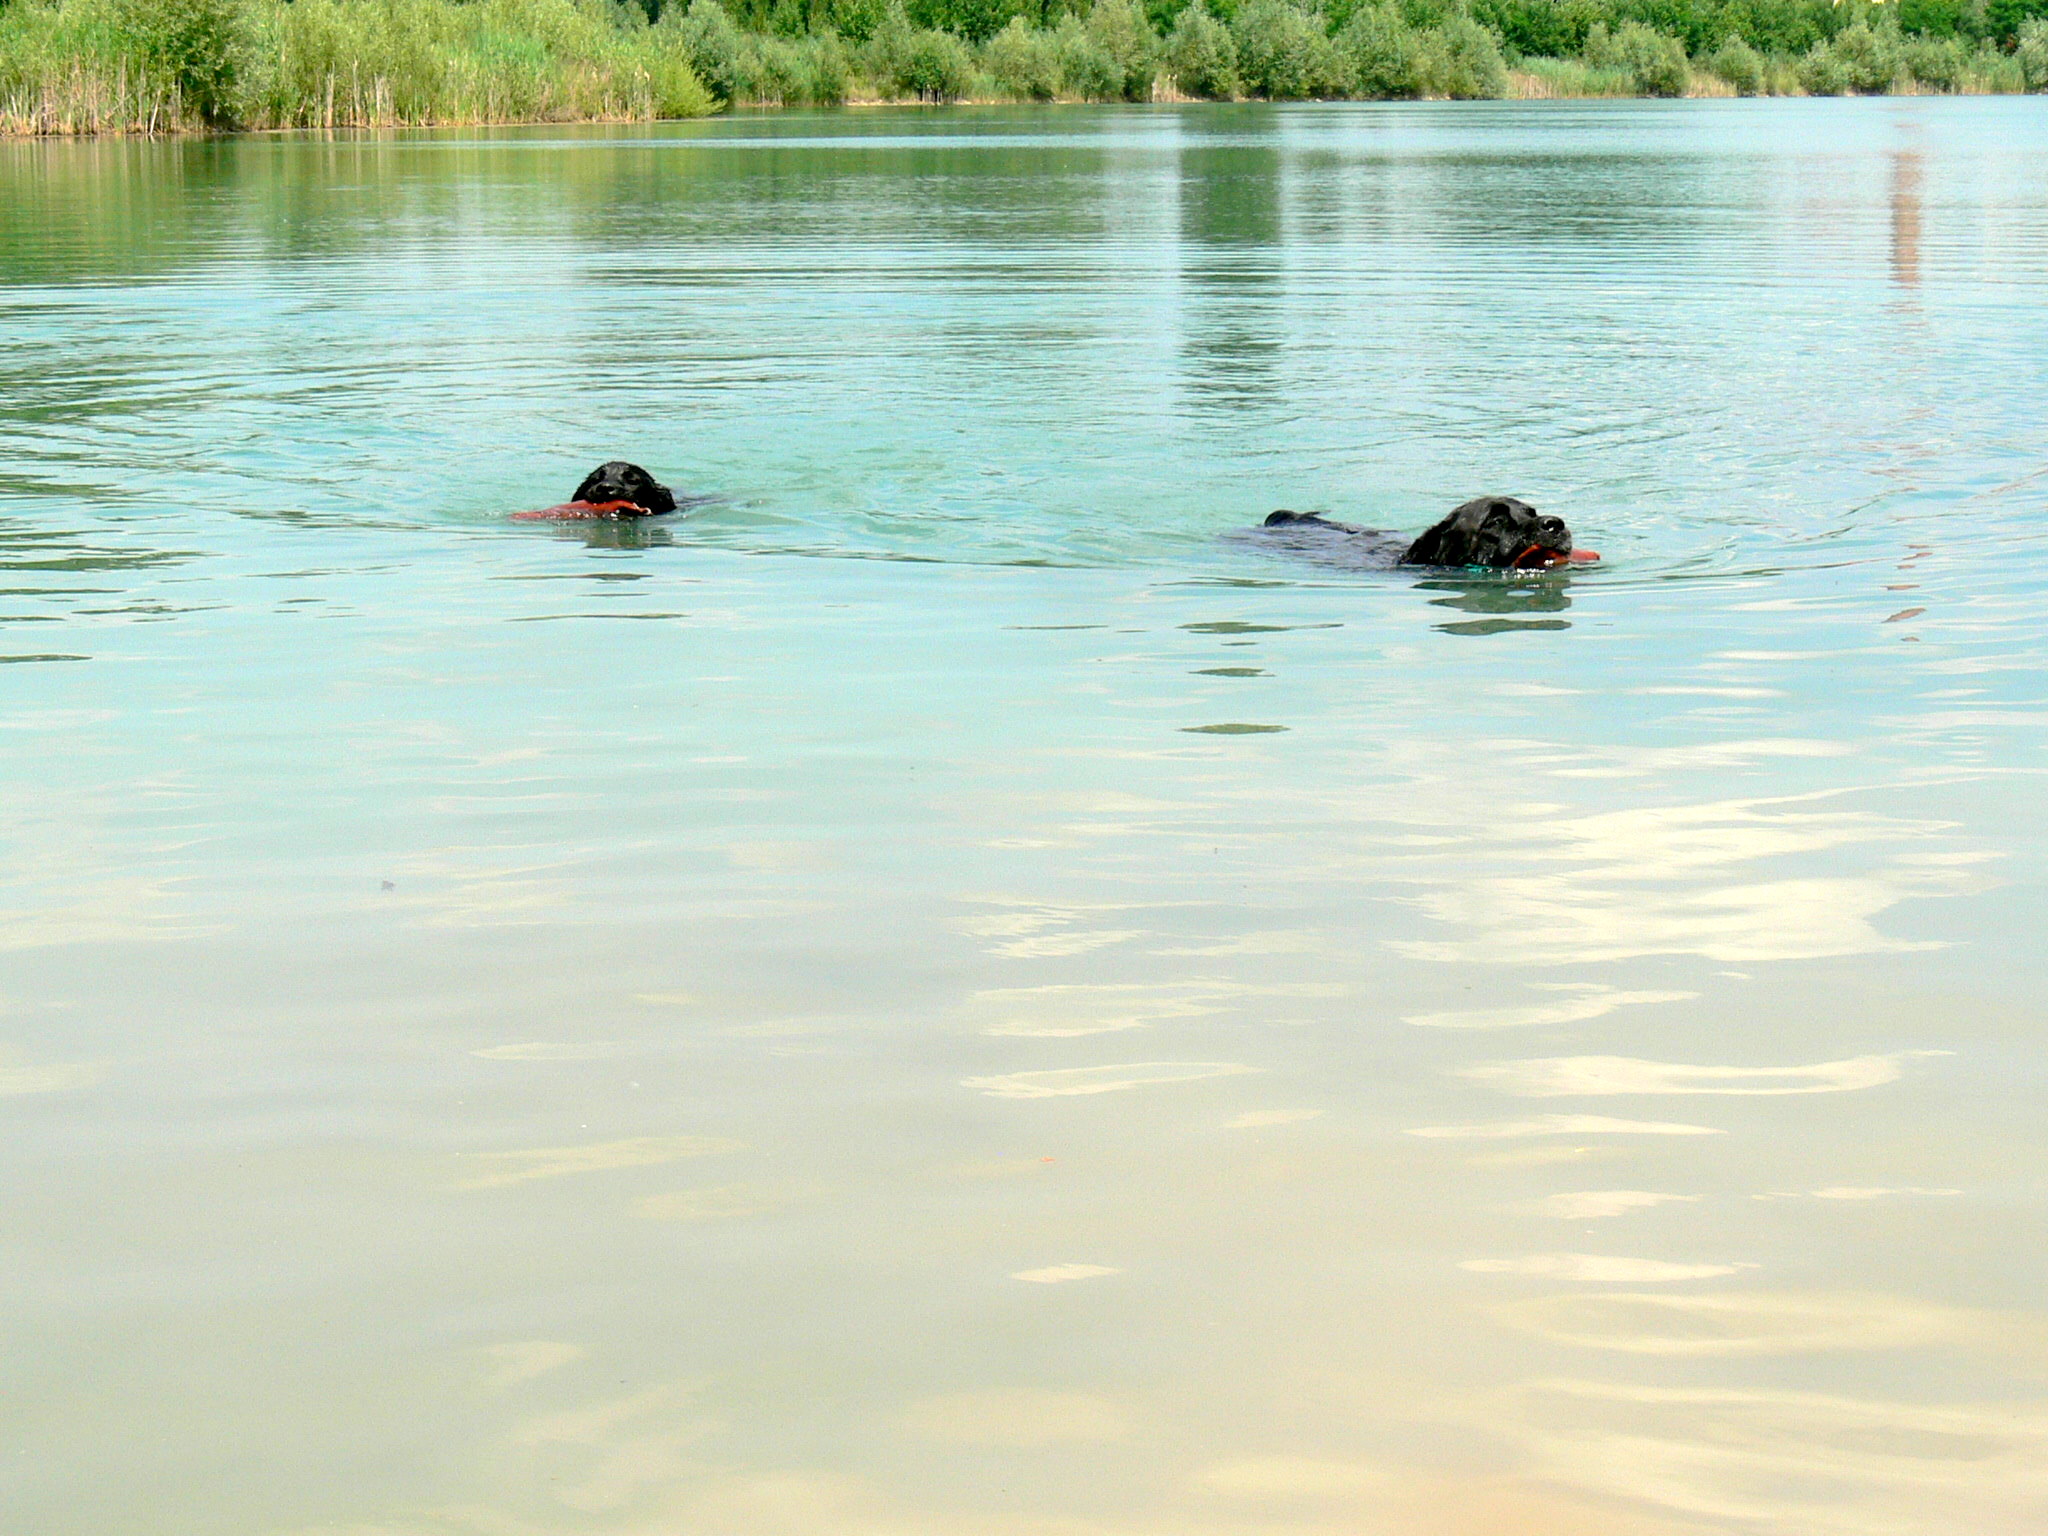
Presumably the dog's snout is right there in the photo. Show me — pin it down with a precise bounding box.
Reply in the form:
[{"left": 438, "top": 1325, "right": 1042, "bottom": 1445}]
[{"left": 1538, "top": 516, "right": 1565, "bottom": 537}]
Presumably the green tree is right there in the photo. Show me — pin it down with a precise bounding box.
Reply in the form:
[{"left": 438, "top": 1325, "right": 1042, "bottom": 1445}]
[
  {"left": 1585, "top": 18, "right": 1689, "bottom": 93},
  {"left": 1419, "top": 14, "right": 1506, "bottom": 95},
  {"left": 1338, "top": 3, "right": 1429, "bottom": 96},
  {"left": 1707, "top": 32, "right": 1766, "bottom": 91},
  {"left": 986, "top": 14, "right": 1063, "bottom": 92},
  {"left": 116, "top": 0, "right": 247, "bottom": 124},
  {"left": 672, "top": 0, "right": 751, "bottom": 101},
  {"left": 1231, "top": 0, "right": 1344, "bottom": 97},
  {"left": 1086, "top": 0, "right": 1158, "bottom": 96},
  {"left": 1164, "top": 0, "right": 1240, "bottom": 93},
  {"left": 2018, "top": 16, "right": 2048, "bottom": 85}
]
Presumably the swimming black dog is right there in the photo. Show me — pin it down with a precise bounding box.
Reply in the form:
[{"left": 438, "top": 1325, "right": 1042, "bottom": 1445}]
[
  {"left": 573, "top": 461, "right": 677, "bottom": 516},
  {"left": 1259, "top": 498, "right": 1586, "bottom": 570},
  {"left": 514, "top": 462, "right": 681, "bottom": 522}
]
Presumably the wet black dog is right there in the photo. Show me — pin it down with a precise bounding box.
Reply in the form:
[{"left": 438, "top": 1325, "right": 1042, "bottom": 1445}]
[
  {"left": 573, "top": 461, "right": 677, "bottom": 516},
  {"left": 1259, "top": 498, "right": 1577, "bottom": 570}
]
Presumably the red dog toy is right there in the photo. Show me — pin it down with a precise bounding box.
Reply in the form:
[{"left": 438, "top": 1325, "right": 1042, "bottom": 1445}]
[
  {"left": 1511, "top": 545, "right": 1601, "bottom": 568},
  {"left": 510, "top": 499, "right": 649, "bottom": 522}
]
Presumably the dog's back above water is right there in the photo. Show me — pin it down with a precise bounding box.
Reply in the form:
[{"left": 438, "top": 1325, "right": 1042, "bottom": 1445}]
[{"left": 1251, "top": 497, "right": 1597, "bottom": 570}]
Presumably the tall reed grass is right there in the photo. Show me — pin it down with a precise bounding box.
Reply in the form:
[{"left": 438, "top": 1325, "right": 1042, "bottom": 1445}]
[{"left": 0, "top": 0, "right": 714, "bottom": 134}]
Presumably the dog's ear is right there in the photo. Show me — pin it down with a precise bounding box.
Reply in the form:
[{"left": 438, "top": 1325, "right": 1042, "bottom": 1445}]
[
  {"left": 637, "top": 473, "right": 677, "bottom": 515},
  {"left": 1403, "top": 500, "right": 1487, "bottom": 565}
]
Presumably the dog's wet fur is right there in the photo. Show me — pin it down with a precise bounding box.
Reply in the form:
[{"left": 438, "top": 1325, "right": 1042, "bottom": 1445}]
[
  {"left": 573, "top": 461, "right": 677, "bottom": 516},
  {"left": 1256, "top": 498, "right": 1574, "bottom": 570}
]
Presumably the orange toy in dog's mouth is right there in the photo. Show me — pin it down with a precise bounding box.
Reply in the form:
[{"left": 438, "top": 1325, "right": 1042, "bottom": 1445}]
[
  {"left": 510, "top": 499, "right": 649, "bottom": 522},
  {"left": 1510, "top": 544, "right": 1601, "bottom": 569}
]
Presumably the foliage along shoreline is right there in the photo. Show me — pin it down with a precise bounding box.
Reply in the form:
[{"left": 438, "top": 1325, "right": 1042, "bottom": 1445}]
[{"left": 2, "top": 0, "right": 2045, "bottom": 138}]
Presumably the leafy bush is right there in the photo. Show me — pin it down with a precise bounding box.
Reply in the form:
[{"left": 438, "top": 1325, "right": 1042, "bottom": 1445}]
[
  {"left": 1583, "top": 20, "right": 1688, "bottom": 96},
  {"left": 828, "top": 0, "right": 887, "bottom": 40},
  {"left": 1049, "top": 14, "right": 1119, "bottom": 94},
  {"left": 859, "top": 0, "right": 907, "bottom": 74},
  {"left": 899, "top": 18, "right": 972, "bottom": 93},
  {"left": 673, "top": 0, "right": 750, "bottom": 100},
  {"left": 1827, "top": 20, "right": 1900, "bottom": 92},
  {"left": 1416, "top": 15, "right": 1505, "bottom": 97},
  {"left": 1901, "top": 34, "right": 1963, "bottom": 89},
  {"left": 1163, "top": 2, "right": 1239, "bottom": 96},
  {"left": 985, "top": 13, "right": 1061, "bottom": 94},
  {"left": 1797, "top": 37, "right": 1849, "bottom": 93},
  {"left": 2019, "top": 16, "right": 2048, "bottom": 88},
  {"left": 910, "top": 0, "right": 1032, "bottom": 42},
  {"left": 1983, "top": 37, "right": 2026, "bottom": 87},
  {"left": 115, "top": 0, "right": 247, "bottom": 123},
  {"left": 1230, "top": 0, "right": 1343, "bottom": 99},
  {"left": 643, "top": 21, "right": 721, "bottom": 111},
  {"left": 1337, "top": 3, "right": 1428, "bottom": 97},
  {"left": 1085, "top": 0, "right": 1156, "bottom": 98},
  {"left": 745, "top": 29, "right": 848, "bottom": 99},
  {"left": 1707, "top": 33, "right": 1765, "bottom": 93}
]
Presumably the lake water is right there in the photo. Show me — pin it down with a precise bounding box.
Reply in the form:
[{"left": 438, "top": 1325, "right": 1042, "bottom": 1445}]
[{"left": 4, "top": 97, "right": 2048, "bottom": 1535}]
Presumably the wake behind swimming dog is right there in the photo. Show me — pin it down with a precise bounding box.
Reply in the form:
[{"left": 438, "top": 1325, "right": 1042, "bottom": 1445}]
[{"left": 1255, "top": 497, "right": 1599, "bottom": 570}]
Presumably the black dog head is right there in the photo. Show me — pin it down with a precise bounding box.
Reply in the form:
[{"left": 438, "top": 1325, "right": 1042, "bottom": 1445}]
[
  {"left": 1400, "top": 497, "right": 1571, "bottom": 569},
  {"left": 572, "top": 461, "right": 676, "bottom": 516}
]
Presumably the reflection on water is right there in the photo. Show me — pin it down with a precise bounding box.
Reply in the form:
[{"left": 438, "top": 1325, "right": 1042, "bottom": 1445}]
[
  {"left": 4, "top": 98, "right": 2048, "bottom": 1535},
  {"left": 1892, "top": 148, "right": 1924, "bottom": 292},
  {"left": 1511, "top": 1380, "right": 2048, "bottom": 1536},
  {"left": 1419, "top": 570, "right": 1577, "bottom": 636}
]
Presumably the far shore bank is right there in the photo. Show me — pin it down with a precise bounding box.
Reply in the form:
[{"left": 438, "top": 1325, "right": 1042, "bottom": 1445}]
[
  {"left": 8, "top": 76, "right": 2040, "bottom": 143},
  {"left": 3, "top": 0, "right": 2043, "bottom": 140}
]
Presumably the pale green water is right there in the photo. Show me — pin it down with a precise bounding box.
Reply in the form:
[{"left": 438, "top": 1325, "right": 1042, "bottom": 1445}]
[{"left": 4, "top": 99, "right": 2048, "bottom": 1535}]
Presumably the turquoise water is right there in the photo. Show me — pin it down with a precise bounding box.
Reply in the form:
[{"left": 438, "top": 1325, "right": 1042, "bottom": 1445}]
[{"left": 4, "top": 98, "right": 2048, "bottom": 1534}]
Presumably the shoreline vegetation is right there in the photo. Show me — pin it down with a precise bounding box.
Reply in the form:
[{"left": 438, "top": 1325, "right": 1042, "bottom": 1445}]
[{"left": 2, "top": 0, "right": 2044, "bottom": 136}]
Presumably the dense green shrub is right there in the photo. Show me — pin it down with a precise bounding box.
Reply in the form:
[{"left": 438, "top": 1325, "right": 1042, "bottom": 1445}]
[
  {"left": 828, "top": 0, "right": 887, "bottom": 39},
  {"left": 1467, "top": 0, "right": 1597, "bottom": 60},
  {"left": 1583, "top": 20, "right": 1688, "bottom": 95},
  {"left": 858, "top": 0, "right": 970, "bottom": 94},
  {"left": 673, "top": 0, "right": 750, "bottom": 99},
  {"left": 1083, "top": 0, "right": 1157, "bottom": 97},
  {"left": 1416, "top": 14, "right": 1506, "bottom": 95},
  {"left": 1707, "top": 32, "right": 1764, "bottom": 92},
  {"left": 985, "top": 12, "right": 1060, "bottom": 91},
  {"left": 2020, "top": 16, "right": 2048, "bottom": 88},
  {"left": 1044, "top": 13, "right": 1115, "bottom": 92},
  {"left": 115, "top": 0, "right": 247, "bottom": 123},
  {"left": 1230, "top": 0, "right": 1343, "bottom": 98},
  {"left": 909, "top": 0, "right": 1032, "bottom": 41},
  {"left": 644, "top": 20, "right": 722, "bottom": 110},
  {"left": 1797, "top": 36, "right": 1848, "bottom": 91},
  {"left": 1988, "top": 0, "right": 2048, "bottom": 47},
  {"left": 1827, "top": 19, "right": 1900, "bottom": 90},
  {"left": 1163, "top": 1, "right": 1238, "bottom": 95},
  {"left": 1901, "top": 33, "right": 1963, "bottom": 88},
  {"left": 745, "top": 30, "right": 849, "bottom": 98},
  {"left": 903, "top": 22, "right": 971, "bottom": 92},
  {"left": 1337, "top": 2, "right": 1428, "bottom": 95}
]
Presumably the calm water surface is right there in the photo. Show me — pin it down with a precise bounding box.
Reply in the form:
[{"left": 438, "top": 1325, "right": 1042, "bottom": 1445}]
[{"left": 5, "top": 99, "right": 2048, "bottom": 1535}]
